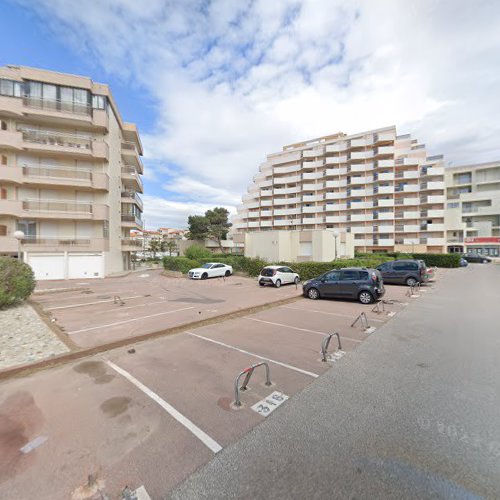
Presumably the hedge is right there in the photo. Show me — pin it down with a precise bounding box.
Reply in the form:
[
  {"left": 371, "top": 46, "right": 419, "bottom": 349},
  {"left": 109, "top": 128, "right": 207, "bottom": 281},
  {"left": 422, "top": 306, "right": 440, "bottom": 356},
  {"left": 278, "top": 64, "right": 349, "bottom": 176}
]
[
  {"left": 355, "top": 252, "right": 460, "bottom": 268},
  {"left": 0, "top": 257, "right": 36, "bottom": 308},
  {"left": 162, "top": 256, "right": 200, "bottom": 274}
]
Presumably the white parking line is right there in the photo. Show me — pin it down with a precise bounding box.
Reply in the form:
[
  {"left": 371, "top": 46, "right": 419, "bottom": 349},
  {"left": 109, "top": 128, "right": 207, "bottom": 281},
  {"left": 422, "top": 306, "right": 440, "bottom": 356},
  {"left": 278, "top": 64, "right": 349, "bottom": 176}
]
[
  {"left": 187, "top": 332, "right": 319, "bottom": 378},
  {"left": 46, "top": 295, "right": 144, "bottom": 311},
  {"left": 281, "top": 305, "right": 386, "bottom": 323},
  {"left": 105, "top": 360, "right": 222, "bottom": 453},
  {"left": 67, "top": 306, "right": 195, "bottom": 334},
  {"left": 244, "top": 317, "right": 363, "bottom": 343}
]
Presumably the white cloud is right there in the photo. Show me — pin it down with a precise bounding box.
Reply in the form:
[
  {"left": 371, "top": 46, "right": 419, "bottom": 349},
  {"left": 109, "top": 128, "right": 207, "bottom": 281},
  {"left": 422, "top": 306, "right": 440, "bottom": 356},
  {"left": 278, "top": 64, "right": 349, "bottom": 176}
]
[{"left": 15, "top": 0, "right": 500, "bottom": 225}]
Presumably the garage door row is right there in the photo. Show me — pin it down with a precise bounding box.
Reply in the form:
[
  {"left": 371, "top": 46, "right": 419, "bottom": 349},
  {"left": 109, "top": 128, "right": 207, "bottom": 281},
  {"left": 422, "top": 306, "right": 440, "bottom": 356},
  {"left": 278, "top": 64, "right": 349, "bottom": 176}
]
[{"left": 26, "top": 252, "right": 104, "bottom": 280}]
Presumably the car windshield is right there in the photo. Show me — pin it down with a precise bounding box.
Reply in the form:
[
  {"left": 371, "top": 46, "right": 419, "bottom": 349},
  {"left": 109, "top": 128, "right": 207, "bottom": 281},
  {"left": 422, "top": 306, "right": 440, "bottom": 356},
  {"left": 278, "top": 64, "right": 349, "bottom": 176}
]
[{"left": 201, "top": 263, "right": 213, "bottom": 269}]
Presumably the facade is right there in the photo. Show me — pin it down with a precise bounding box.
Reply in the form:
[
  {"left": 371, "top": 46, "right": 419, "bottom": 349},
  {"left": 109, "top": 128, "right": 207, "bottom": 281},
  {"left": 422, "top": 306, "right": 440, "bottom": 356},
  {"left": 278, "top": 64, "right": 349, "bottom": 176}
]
[
  {"left": 445, "top": 161, "right": 500, "bottom": 257},
  {"left": 234, "top": 126, "right": 446, "bottom": 254},
  {"left": 239, "top": 229, "right": 354, "bottom": 262},
  {"left": 0, "top": 65, "right": 144, "bottom": 279}
]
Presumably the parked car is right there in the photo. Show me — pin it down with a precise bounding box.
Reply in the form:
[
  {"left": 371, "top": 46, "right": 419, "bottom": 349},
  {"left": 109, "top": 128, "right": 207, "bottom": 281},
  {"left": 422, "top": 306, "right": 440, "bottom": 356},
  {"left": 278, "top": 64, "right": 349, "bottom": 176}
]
[
  {"left": 188, "top": 262, "right": 233, "bottom": 279},
  {"left": 302, "top": 267, "right": 384, "bottom": 304},
  {"left": 258, "top": 265, "right": 300, "bottom": 288},
  {"left": 462, "top": 254, "right": 492, "bottom": 264},
  {"left": 460, "top": 257, "right": 469, "bottom": 267},
  {"left": 376, "top": 259, "right": 427, "bottom": 286}
]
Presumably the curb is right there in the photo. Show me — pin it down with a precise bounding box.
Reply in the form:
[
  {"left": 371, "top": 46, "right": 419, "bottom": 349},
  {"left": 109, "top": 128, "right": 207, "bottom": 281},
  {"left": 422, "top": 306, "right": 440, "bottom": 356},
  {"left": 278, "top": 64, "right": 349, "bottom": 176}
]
[{"left": 0, "top": 293, "right": 302, "bottom": 381}]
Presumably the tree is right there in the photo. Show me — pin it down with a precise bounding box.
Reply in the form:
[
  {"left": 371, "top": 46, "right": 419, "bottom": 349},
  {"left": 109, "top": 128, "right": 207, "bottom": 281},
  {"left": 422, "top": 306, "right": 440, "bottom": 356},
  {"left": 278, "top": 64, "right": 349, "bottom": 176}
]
[
  {"left": 187, "top": 215, "right": 209, "bottom": 240},
  {"left": 164, "top": 239, "right": 178, "bottom": 257},
  {"left": 148, "top": 239, "right": 162, "bottom": 260},
  {"left": 206, "top": 207, "right": 232, "bottom": 251}
]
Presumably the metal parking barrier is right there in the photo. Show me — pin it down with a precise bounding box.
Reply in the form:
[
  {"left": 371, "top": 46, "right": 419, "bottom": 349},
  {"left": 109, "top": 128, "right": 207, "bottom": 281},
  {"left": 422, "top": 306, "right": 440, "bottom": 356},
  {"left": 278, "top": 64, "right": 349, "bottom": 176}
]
[
  {"left": 114, "top": 295, "right": 125, "bottom": 306},
  {"left": 321, "top": 332, "right": 342, "bottom": 362},
  {"left": 234, "top": 362, "right": 272, "bottom": 407},
  {"left": 406, "top": 284, "right": 414, "bottom": 297},
  {"left": 351, "top": 312, "right": 369, "bottom": 330},
  {"left": 372, "top": 301, "right": 385, "bottom": 314}
]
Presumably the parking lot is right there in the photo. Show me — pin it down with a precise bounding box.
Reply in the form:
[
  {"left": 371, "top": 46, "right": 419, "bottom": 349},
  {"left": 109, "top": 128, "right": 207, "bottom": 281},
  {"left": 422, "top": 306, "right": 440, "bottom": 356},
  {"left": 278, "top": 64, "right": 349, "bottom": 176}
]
[{"left": 0, "top": 270, "right": 438, "bottom": 499}]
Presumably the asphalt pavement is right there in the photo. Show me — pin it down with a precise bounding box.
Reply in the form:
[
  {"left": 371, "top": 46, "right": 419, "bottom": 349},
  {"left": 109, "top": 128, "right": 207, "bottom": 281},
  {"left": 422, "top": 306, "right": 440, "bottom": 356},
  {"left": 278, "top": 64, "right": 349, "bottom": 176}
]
[{"left": 170, "top": 264, "right": 500, "bottom": 499}]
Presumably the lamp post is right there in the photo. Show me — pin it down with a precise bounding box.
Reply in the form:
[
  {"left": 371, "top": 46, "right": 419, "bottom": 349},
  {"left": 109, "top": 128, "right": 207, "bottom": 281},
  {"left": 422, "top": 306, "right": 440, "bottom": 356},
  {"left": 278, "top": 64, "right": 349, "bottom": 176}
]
[
  {"left": 14, "top": 230, "right": 25, "bottom": 261},
  {"left": 332, "top": 230, "right": 340, "bottom": 260}
]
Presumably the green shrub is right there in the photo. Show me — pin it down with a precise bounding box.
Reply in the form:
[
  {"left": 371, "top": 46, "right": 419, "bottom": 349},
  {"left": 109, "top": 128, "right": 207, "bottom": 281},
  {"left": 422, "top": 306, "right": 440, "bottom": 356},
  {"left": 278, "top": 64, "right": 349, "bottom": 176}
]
[
  {"left": 0, "top": 257, "right": 35, "bottom": 308},
  {"left": 412, "top": 253, "right": 460, "bottom": 268},
  {"left": 162, "top": 256, "right": 200, "bottom": 274},
  {"left": 184, "top": 244, "right": 212, "bottom": 261}
]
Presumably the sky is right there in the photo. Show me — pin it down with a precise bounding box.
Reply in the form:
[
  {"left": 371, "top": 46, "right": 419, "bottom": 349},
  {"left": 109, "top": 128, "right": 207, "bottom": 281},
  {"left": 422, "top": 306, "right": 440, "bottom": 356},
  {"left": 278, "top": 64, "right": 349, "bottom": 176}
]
[{"left": 1, "top": 0, "right": 500, "bottom": 229}]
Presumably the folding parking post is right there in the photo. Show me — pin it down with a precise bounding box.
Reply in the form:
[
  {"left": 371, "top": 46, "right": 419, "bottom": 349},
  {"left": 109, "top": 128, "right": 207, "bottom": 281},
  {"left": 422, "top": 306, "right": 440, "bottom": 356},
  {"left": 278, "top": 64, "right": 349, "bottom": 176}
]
[
  {"left": 233, "top": 362, "right": 272, "bottom": 407},
  {"left": 372, "top": 301, "right": 385, "bottom": 314},
  {"left": 351, "top": 312, "right": 369, "bottom": 329},
  {"left": 321, "top": 332, "right": 343, "bottom": 362}
]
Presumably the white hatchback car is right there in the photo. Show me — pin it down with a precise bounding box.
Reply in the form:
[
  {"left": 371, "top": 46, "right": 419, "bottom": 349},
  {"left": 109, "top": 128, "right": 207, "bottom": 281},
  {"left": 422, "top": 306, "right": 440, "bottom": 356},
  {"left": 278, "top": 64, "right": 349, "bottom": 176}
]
[
  {"left": 258, "top": 265, "right": 300, "bottom": 288},
  {"left": 188, "top": 262, "right": 233, "bottom": 280}
]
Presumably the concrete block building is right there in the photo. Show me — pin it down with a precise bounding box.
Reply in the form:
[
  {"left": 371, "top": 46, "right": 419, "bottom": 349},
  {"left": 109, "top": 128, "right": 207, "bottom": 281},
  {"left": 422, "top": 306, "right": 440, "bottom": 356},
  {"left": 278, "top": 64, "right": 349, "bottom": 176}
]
[
  {"left": 0, "top": 65, "right": 144, "bottom": 279},
  {"left": 233, "top": 126, "right": 446, "bottom": 254}
]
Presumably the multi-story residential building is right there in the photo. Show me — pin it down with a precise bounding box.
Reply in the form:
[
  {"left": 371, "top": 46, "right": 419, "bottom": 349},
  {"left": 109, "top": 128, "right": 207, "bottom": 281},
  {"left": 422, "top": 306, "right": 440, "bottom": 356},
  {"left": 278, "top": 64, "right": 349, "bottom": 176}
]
[
  {"left": 445, "top": 161, "right": 500, "bottom": 257},
  {"left": 0, "top": 65, "right": 144, "bottom": 279},
  {"left": 234, "top": 126, "right": 446, "bottom": 254}
]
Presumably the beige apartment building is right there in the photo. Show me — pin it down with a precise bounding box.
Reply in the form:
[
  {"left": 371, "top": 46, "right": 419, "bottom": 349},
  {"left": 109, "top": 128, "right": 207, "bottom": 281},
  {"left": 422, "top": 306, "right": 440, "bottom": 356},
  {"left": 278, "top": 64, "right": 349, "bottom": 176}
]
[
  {"left": 0, "top": 65, "right": 144, "bottom": 279},
  {"left": 233, "top": 126, "right": 446, "bottom": 255},
  {"left": 445, "top": 161, "right": 500, "bottom": 257}
]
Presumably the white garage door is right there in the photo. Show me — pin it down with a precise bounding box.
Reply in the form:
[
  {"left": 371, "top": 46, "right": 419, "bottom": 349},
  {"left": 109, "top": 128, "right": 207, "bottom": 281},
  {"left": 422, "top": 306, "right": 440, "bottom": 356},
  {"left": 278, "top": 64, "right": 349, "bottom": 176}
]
[
  {"left": 68, "top": 253, "right": 103, "bottom": 279},
  {"left": 28, "top": 254, "right": 65, "bottom": 280}
]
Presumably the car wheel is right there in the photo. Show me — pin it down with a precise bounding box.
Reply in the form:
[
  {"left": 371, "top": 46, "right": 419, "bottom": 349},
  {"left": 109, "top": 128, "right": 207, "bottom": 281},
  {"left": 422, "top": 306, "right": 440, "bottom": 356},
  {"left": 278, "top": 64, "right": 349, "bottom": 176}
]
[
  {"left": 225, "top": 270, "right": 231, "bottom": 277},
  {"left": 275, "top": 279, "right": 281, "bottom": 288},
  {"left": 202, "top": 273, "right": 208, "bottom": 280},
  {"left": 482, "top": 259, "right": 488, "bottom": 264},
  {"left": 358, "top": 291, "right": 373, "bottom": 304},
  {"left": 294, "top": 276, "right": 300, "bottom": 285},
  {"left": 259, "top": 280, "right": 265, "bottom": 287},
  {"left": 406, "top": 277, "right": 418, "bottom": 287},
  {"left": 307, "top": 288, "right": 320, "bottom": 300}
]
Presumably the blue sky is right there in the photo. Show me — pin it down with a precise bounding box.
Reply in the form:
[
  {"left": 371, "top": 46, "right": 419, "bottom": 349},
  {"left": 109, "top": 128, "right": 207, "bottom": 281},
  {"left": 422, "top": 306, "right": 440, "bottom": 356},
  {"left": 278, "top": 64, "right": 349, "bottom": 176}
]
[{"left": 2, "top": 1, "right": 500, "bottom": 229}]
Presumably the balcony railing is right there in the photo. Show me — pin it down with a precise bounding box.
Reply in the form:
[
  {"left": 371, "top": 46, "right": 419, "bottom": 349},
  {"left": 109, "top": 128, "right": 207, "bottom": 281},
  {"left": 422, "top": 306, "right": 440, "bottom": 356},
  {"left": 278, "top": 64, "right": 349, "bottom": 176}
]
[
  {"left": 18, "top": 128, "right": 94, "bottom": 150},
  {"left": 121, "top": 214, "right": 143, "bottom": 227},
  {"left": 21, "top": 237, "right": 92, "bottom": 246},
  {"left": 122, "top": 141, "right": 139, "bottom": 154},
  {"left": 121, "top": 190, "right": 144, "bottom": 210},
  {"left": 22, "top": 96, "right": 92, "bottom": 116},
  {"left": 23, "top": 200, "right": 92, "bottom": 213},
  {"left": 22, "top": 164, "right": 92, "bottom": 181},
  {"left": 121, "top": 238, "right": 143, "bottom": 247},
  {"left": 122, "top": 165, "right": 144, "bottom": 192}
]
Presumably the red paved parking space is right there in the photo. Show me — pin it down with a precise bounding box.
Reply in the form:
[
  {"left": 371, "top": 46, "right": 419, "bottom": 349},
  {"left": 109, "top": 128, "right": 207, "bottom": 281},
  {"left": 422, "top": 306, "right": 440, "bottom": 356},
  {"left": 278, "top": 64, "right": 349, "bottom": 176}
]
[{"left": 0, "top": 271, "right": 442, "bottom": 498}]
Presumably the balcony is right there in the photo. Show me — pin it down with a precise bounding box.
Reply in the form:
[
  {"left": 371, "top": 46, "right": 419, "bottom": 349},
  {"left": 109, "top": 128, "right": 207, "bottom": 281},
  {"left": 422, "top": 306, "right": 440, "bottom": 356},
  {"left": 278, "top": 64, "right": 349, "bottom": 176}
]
[
  {"left": 121, "top": 191, "right": 144, "bottom": 211},
  {"left": 261, "top": 199, "right": 273, "bottom": 206},
  {"left": 378, "top": 238, "right": 395, "bottom": 246},
  {"left": 121, "top": 141, "right": 144, "bottom": 173},
  {"left": 302, "top": 183, "right": 322, "bottom": 191},
  {"left": 274, "top": 187, "right": 298, "bottom": 195},
  {"left": 20, "top": 237, "right": 108, "bottom": 252},
  {"left": 325, "top": 180, "right": 347, "bottom": 188},
  {"left": 302, "top": 171, "right": 323, "bottom": 180},
  {"left": 302, "top": 206, "right": 318, "bottom": 214},
  {"left": 325, "top": 203, "right": 347, "bottom": 212},
  {"left": 20, "top": 96, "right": 108, "bottom": 129},
  {"left": 22, "top": 200, "right": 109, "bottom": 220},
  {"left": 261, "top": 220, "right": 272, "bottom": 227},
  {"left": 121, "top": 214, "right": 143, "bottom": 229},
  {"left": 325, "top": 143, "right": 347, "bottom": 153},
  {"left": 375, "top": 146, "right": 394, "bottom": 156},
  {"left": 121, "top": 165, "right": 144, "bottom": 193},
  {"left": 301, "top": 194, "right": 323, "bottom": 202},
  {"left": 0, "top": 129, "right": 24, "bottom": 150},
  {"left": 350, "top": 164, "right": 368, "bottom": 173},
  {"left": 0, "top": 164, "right": 109, "bottom": 190},
  {"left": 274, "top": 164, "right": 300, "bottom": 174},
  {"left": 248, "top": 221, "right": 259, "bottom": 228},
  {"left": 350, "top": 138, "right": 366, "bottom": 148},
  {"left": 426, "top": 238, "right": 446, "bottom": 246},
  {"left": 325, "top": 156, "right": 348, "bottom": 164},
  {"left": 325, "top": 168, "right": 347, "bottom": 176},
  {"left": 379, "top": 212, "right": 394, "bottom": 220},
  {"left": 378, "top": 186, "right": 394, "bottom": 194},
  {"left": 303, "top": 160, "right": 324, "bottom": 168},
  {"left": 121, "top": 238, "right": 143, "bottom": 251},
  {"left": 275, "top": 175, "right": 300, "bottom": 184},
  {"left": 18, "top": 128, "right": 108, "bottom": 159}
]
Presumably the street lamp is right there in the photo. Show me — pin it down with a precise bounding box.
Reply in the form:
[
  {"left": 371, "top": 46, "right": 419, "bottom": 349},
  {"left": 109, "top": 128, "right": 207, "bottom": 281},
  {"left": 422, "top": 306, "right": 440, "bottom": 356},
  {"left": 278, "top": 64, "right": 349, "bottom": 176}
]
[
  {"left": 332, "top": 230, "right": 340, "bottom": 260},
  {"left": 14, "top": 230, "right": 24, "bottom": 261}
]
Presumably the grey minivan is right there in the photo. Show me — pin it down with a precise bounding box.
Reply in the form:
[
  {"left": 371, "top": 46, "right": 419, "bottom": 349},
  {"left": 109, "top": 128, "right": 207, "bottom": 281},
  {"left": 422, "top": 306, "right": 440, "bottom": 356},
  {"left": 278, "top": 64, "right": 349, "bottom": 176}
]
[
  {"left": 302, "top": 267, "right": 385, "bottom": 304},
  {"left": 376, "top": 259, "right": 427, "bottom": 286}
]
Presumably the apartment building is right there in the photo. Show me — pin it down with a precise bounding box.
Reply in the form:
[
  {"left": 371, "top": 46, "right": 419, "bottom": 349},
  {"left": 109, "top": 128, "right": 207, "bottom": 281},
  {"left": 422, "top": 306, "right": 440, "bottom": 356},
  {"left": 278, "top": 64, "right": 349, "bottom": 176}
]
[
  {"left": 234, "top": 126, "right": 446, "bottom": 254},
  {"left": 0, "top": 65, "right": 144, "bottom": 279},
  {"left": 445, "top": 161, "right": 500, "bottom": 257}
]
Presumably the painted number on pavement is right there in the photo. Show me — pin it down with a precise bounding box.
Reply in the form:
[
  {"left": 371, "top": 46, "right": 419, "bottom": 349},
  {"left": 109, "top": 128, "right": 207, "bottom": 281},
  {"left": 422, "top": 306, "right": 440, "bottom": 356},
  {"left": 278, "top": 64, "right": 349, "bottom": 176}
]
[{"left": 251, "top": 391, "right": 289, "bottom": 417}]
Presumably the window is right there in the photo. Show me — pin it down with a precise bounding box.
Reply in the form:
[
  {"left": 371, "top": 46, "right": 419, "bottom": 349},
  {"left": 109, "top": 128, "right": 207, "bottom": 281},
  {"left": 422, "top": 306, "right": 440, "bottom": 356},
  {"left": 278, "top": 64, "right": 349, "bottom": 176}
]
[
  {"left": 341, "top": 270, "right": 359, "bottom": 280},
  {"left": 359, "top": 271, "right": 369, "bottom": 280},
  {"left": 378, "top": 262, "right": 390, "bottom": 271},
  {"left": 0, "top": 121, "right": 6, "bottom": 131},
  {"left": 447, "top": 202, "right": 459, "bottom": 208},
  {"left": 92, "top": 95, "right": 107, "bottom": 110},
  {"left": 393, "top": 262, "right": 418, "bottom": 271},
  {"left": 0, "top": 225, "right": 6, "bottom": 236},
  {"left": 0, "top": 187, "right": 6, "bottom": 199},
  {"left": 0, "top": 78, "right": 22, "bottom": 97},
  {"left": 324, "top": 271, "right": 340, "bottom": 282},
  {"left": 1, "top": 155, "right": 6, "bottom": 165}
]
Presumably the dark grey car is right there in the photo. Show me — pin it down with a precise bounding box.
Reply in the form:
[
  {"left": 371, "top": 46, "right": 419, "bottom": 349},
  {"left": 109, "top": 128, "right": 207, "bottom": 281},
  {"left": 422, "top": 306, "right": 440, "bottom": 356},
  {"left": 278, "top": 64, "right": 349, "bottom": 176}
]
[
  {"left": 376, "top": 259, "right": 427, "bottom": 286},
  {"left": 302, "top": 267, "right": 385, "bottom": 304}
]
